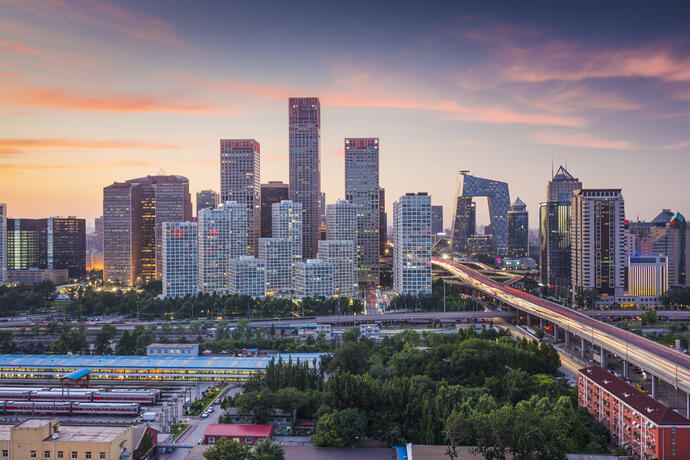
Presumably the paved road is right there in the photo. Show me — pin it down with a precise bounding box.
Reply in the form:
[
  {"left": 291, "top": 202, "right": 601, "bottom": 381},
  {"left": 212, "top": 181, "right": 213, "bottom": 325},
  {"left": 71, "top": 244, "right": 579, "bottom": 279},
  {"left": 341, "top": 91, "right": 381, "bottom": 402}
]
[
  {"left": 434, "top": 258, "right": 690, "bottom": 394},
  {"left": 161, "top": 386, "right": 242, "bottom": 460}
]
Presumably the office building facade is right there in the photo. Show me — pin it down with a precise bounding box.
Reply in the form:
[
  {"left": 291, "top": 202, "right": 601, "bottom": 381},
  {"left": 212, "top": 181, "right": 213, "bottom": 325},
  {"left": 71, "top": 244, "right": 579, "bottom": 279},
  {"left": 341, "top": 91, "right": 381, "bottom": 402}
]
[
  {"left": 197, "top": 202, "right": 247, "bottom": 294},
  {"left": 272, "top": 200, "right": 303, "bottom": 272},
  {"left": 258, "top": 238, "right": 292, "bottom": 296},
  {"left": 0, "top": 204, "right": 5, "bottom": 283},
  {"left": 318, "top": 240, "right": 356, "bottom": 297},
  {"left": 229, "top": 256, "right": 267, "bottom": 298},
  {"left": 432, "top": 205, "right": 443, "bottom": 235},
  {"left": 294, "top": 258, "right": 334, "bottom": 298},
  {"left": 379, "top": 188, "right": 387, "bottom": 255},
  {"left": 221, "top": 139, "right": 261, "bottom": 254},
  {"left": 640, "top": 212, "right": 689, "bottom": 288},
  {"left": 260, "top": 181, "right": 289, "bottom": 237},
  {"left": 47, "top": 217, "right": 86, "bottom": 279},
  {"left": 393, "top": 193, "right": 432, "bottom": 295},
  {"left": 289, "top": 97, "right": 321, "bottom": 259},
  {"left": 507, "top": 197, "right": 528, "bottom": 258},
  {"left": 451, "top": 196, "right": 476, "bottom": 253},
  {"left": 6, "top": 218, "right": 48, "bottom": 271},
  {"left": 539, "top": 166, "right": 582, "bottom": 295},
  {"left": 325, "top": 200, "right": 356, "bottom": 241},
  {"left": 162, "top": 221, "right": 198, "bottom": 298},
  {"left": 571, "top": 189, "right": 626, "bottom": 298},
  {"left": 345, "top": 137, "right": 380, "bottom": 286},
  {"left": 628, "top": 255, "right": 668, "bottom": 298},
  {"left": 196, "top": 190, "right": 219, "bottom": 216}
]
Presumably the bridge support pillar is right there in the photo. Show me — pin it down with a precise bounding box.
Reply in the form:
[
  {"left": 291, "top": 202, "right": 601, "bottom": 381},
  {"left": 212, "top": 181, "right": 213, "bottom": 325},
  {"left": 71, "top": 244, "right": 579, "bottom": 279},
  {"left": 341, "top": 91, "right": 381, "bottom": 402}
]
[
  {"left": 539, "top": 318, "right": 544, "bottom": 331},
  {"left": 580, "top": 337, "right": 586, "bottom": 358},
  {"left": 600, "top": 349, "right": 606, "bottom": 367},
  {"left": 553, "top": 324, "right": 559, "bottom": 342},
  {"left": 651, "top": 375, "right": 658, "bottom": 398},
  {"left": 564, "top": 331, "right": 570, "bottom": 347},
  {"left": 623, "top": 361, "right": 629, "bottom": 379},
  {"left": 526, "top": 315, "right": 532, "bottom": 327}
]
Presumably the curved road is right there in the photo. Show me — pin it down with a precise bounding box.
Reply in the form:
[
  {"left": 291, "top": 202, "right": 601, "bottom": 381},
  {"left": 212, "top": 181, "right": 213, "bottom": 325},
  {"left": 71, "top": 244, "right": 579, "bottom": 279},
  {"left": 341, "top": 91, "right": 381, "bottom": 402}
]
[{"left": 434, "top": 258, "right": 690, "bottom": 394}]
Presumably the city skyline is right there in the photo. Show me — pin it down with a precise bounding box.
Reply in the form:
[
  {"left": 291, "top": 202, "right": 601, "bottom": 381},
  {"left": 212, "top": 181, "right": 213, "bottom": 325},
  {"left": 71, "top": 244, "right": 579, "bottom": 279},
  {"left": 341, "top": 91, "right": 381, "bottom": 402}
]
[{"left": 2, "top": 2, "right": 690, "bottom": 229}]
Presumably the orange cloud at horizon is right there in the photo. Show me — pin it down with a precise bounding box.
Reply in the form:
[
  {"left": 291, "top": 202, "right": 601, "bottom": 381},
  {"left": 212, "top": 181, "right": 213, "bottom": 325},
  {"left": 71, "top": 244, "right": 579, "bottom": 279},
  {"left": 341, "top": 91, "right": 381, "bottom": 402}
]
[{"left": 0, "top": 138, "right": 181, "bottom": 150}]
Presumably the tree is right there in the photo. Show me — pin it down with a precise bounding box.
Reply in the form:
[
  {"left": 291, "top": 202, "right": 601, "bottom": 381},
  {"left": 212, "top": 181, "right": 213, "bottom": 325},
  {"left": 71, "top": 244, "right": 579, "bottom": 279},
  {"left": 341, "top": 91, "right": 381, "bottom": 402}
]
[
  {"left": 312, "top": 411, "right": 344, "bottom": 447},
  {"left": 94, "top": 324, "right": 117, "bottom": 354},
  {"left": 641, "top": 309, "right": 657, "bottom": 325},
  {"left": 203, "top": 438, "right": 252, "bottom": 460},
  {"left": 252, "top": 439, "right": 285, "bottom": 460},
  {"left": 338, "top": 408, "right": 367, "bottom": 447}
]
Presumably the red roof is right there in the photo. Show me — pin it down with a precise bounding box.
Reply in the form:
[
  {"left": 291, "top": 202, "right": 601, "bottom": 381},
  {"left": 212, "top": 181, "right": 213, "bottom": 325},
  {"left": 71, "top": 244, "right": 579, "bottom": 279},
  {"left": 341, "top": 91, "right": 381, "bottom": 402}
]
[
  {"left": 579, "top": 366, "right": 690, "bottom": 426},
  {"left": 205, "top": 424, "right": 272, "bottom": 438}
]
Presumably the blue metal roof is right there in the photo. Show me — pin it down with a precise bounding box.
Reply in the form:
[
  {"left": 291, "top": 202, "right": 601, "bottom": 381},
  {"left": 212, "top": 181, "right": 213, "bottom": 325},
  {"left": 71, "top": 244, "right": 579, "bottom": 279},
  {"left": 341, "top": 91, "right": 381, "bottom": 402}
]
[
  {"left": 61, "top": 368, "right": 92, "bottom": 380},
  {"left": 0, "top": 353, "right": 324, "bottom": 371}
]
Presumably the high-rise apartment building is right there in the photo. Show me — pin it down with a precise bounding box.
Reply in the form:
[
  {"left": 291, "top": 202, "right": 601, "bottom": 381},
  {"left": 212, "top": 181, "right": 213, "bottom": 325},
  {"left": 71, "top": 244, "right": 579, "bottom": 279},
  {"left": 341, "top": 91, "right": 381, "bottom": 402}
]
[
  {"left": 325, "top": 200, "right": 356, "bottom": 241},
  {"left": 379, "top": 188, "right": 387, "bottom": 255},
  {"left": 507, "top": 198, "right": 528, "bottom": 258},
  {"left": 103, "top": 175, "right": 191, "bottom": 285},
  {"left": 272, "top": 200, "right": 303, "bottom": 273},
  {"left": 162, "top": 221, "right": 198, "bottom": 298},
  {"left": 539, "top": 166, "right": 582, "bottom": 295},
  {"left": 196, "top": 190, "right": 219, "bottom": 216},
  {"left": 318, "top": 240, "right": 356, "bottom": 298},
  {"left": 47, "top": 217, "right": 86, "bottom": 279},
  {"left": 0, "top": 203, "right": 6, "bottom": 284},
  {"left": 220, "top": 139, "right": 261, "bottom": 255},
  {"left": 345, "top": 138, "right": 380, "bottom": 286},
  {"left": 571, "top": 189, "right": 626, "bottom": 298},
  {"left": 432, "top": 205, "right": 444, "bottom": 235},
  {"left": 197, "top": 201, "right": 247, "bottom": 294},
  {"left": 260, "top": 181, "right": 289, "bottom": 238},
  {"left": 289, "top": 97, "right": 321, "bottom": 259},
  {"left": 229, "top": 256, "right": 267, "bottom": 298},
  {"left": 294, "top": 259, "right": 334, "bottom": 298},
  {"left": 258, "top": 238, "right": 292, "bottom": 296},
  {"left": 393, "top": 193, "right": 432, "bottom": 295}
]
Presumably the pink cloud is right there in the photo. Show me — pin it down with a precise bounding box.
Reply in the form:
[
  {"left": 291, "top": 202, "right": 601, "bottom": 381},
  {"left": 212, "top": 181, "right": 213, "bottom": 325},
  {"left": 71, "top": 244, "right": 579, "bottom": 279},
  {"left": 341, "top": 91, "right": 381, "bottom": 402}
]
[
  {"left": 0, "top": 160, "right": 154, "bottom": 171},
  {"left": 0, "top": 138, "right": 180, "bottom": 150},
  {"left": 0, "top": 39, "right": 41, "bottom": 54},
  {"left": 0, "top": 82, "right": 220, "bottom": 114},
  {"left": 516, "top": 85, "right": 642, "bottom": 113},
  {"left": 530, "top": 130, "right": 633, "bottom": 150}
]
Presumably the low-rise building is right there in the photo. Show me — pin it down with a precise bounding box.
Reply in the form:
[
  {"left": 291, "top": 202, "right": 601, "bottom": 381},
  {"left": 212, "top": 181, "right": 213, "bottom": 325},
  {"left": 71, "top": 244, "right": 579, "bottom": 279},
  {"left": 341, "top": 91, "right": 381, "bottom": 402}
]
[
  {"left": 0, "top": 419, "right": 132, "bottom": 460},
  {"left": 146, "top": 343, "right": 199, "bottom": 357},
  {"left": 223, "top": 408, "right": 294, "bottom": 435},
  {"left": 203, "top": 424, "right": 272, "bottom": 446},
  {"left": 7, "top": 268, "right": 69, "bottom": 285},
  {"left": 578, "top": 366, "right": 690, "bottom": 460}
]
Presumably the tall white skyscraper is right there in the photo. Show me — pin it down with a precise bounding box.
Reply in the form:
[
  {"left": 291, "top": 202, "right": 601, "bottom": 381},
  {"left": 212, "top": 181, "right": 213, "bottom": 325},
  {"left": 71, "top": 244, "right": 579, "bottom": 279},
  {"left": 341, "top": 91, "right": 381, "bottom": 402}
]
[
  {"left": 272, "top": 200, "right": 302, "bottom": 271},
  {"left": 393, "top": 193, "right": 432, "bottom": 295},
  {"left": 289, "top": 97, "right": 321, "bottom": 260},
  {"left": 345, "top": 138, "right": 380, "bottom": 286},
  {"left": 326, "top": 200, "right": 356, "bottom": 241},
  {"left": 197, "top": 201, "right": 247, "bottom": 294},
  {"left": 162, "top": 221, "right": 198, "bottom": 298},
  {"left": 258, "top": 238, "right": 292, "bottom": 296},
  {"left": 220, "top": 139, "right": 261, "bottom": 255},
  {"left": 571, "top": 189, "right": 626, "bottom": 299},
  {"left": 318, "top": 240, "right": 356, "bottom": 298},
  {"left": 295, "top": 258, "right": 334, "bottom": 298},
  {"left": 0, "top": 203, "right": 6, "bottom": 284},
  {"left": 229, "top": 256, "right": 267, "bottom": 298}
]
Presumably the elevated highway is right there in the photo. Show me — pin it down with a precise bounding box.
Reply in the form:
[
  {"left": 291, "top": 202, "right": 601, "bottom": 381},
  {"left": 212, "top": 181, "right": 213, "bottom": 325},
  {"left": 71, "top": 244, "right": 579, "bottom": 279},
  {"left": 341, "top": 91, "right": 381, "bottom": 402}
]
[{"left": 433, "top": 258, "right": 690, "bottom": 399}]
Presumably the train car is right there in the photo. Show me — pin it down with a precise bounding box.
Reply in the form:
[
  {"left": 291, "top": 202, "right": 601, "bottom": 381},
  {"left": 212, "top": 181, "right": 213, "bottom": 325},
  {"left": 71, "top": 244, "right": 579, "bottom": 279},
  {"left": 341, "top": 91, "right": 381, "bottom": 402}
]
[
  {"left": 0, "top": 390, "right": 31, "bottom": 401},
  {"left": 71, "top": 402, "right": 140, "bottom": 416},
  {"left": 6, "top": 401, "right": 37, "bottom": 414},
  {"left": 93, "top": 391, "right": 157, "bottom": 405},
  {"left": 31, "top": 391, "right": 92, "bottom": 402},
  {"left": 30, "top": 401, "right": 72, "bottom": 415}
]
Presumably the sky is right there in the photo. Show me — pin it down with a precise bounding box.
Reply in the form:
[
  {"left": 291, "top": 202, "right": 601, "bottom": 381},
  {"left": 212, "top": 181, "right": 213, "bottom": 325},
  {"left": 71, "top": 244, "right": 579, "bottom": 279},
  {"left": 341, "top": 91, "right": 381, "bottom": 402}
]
[{"left": 1, "top": 0, "right": 690, "bottom": 230}]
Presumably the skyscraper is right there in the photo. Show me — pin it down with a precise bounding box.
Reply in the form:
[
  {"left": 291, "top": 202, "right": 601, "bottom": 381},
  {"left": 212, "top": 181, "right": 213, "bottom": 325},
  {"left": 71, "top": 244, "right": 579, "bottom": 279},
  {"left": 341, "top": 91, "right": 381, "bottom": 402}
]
[
  {"left": 162, "top": 221, "right": 198, "bottom": 298},
  {"left": 325, "top": 200, "right": 356, "bottom": 241},
  {"left": 571, "top": 189, "right": 626, "bottom": 299},
  {"left": 393, "top": 193, "right": 432, "bottom": 295},
  {"left": 345, "top": 137, "right": 380, "bottom": 286},
  {"left": 451, "top": 196, "right": 476, "bottom": 253},
  {"left": 432, "top": 205, "right": 444, "bottom": 235},
  {"left": 288, "top": 97, "right": 321, "bottom": 259},
  {"left": 7, "top": 219, "right": 48, "bottom": 270},
  {"left": 539, "top": 166, "right": 582, "bottom": 295},
  {"left": 228, "top": 256, "right": 266, "bottom": 298},
  {"left": 258, "top": 238, "right": 292, "bottom": 296},
  {"left": 318, "top": 240, "right": 356, "bottom": 298},
  {"left": 640, "top": 211, "right": 689, "bottom": 288},
  {"left": 197, "top": 201, "right": 248, "bottom": 294},
  {"left": 0, "top": 204, "right": 6, "bottom": 284},
  {"left": 47, "top": 217, "right": 86, "bottom": 279},
  {"left": 294, "top": 259, "right": 334, "bottom": 298},
  {"left": 220, "top": 139, "right": 261, "bottom": 254},
  {"left": 272, "top": 200, "right": 303, "bottom": 273},
  {"left": 379, "top": 188, "right": 387, "bottom": 255},
  {"left": 94, "top": 216, "right": 103, "bottom": 253},
  {"left": 103, "top": 175, "right": 191, "bottom": 285},
  {"left": 507, "top": 198, "right": 528, "bottom": 258},
  {"left": 451, "top": 171, "right": 509, "bottom": 255},
  {"left": 260, "top": 181, "right": 289, "bottom": 237},
  {"left": 196, "top": 190, "right": 219, "bottom": 216}
]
